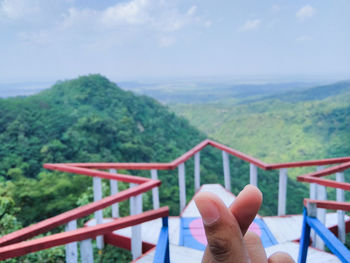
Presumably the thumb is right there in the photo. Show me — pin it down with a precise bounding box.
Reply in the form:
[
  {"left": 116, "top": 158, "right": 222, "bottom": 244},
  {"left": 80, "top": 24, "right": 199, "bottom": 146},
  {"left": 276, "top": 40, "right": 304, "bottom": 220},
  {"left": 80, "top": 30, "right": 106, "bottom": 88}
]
[{"left": 195, "top": 192, "right": 249, "bottom": 263}]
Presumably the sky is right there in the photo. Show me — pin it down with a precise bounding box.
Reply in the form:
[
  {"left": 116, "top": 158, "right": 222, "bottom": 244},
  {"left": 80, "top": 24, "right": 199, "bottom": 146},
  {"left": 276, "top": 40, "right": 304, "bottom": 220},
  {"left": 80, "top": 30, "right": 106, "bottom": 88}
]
[{"left": 0, "top": 0, "right": 349, "bottom": 82}]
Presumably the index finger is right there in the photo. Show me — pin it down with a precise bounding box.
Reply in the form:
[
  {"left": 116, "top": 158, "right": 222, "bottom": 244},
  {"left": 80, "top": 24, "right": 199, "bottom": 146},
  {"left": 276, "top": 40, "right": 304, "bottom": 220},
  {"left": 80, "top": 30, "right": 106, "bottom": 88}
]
[{"left": 229, "top": 185, "right": 262, "bottom": 235}]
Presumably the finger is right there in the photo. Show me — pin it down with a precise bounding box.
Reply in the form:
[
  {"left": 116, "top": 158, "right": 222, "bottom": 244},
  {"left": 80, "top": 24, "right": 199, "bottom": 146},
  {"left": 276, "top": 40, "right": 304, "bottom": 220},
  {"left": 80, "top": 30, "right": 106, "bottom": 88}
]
[
  {"left": 195, "top": 192, "right": 250, "bottom": 263},
  {"left": 268, "top": 252, "right": 295, "bottom": 263},
  {"left": 229, "top": 185, "right": 262, "bottom": 235},
  {"left": 244, "top": 232, "right": 268, "bottom": 263}
]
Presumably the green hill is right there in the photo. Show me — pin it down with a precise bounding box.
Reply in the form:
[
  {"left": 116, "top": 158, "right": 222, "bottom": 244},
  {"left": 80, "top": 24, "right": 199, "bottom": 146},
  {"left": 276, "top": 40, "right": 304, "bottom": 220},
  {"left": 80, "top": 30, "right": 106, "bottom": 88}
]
[
  {"left": 0, "top": 75, "right": 312, "bottom": 246},
  {"left": 0, "top": 74, "right": 213, "bottom": 226},
  {"left": 171, "top": 81, "right": 350, "bottom": 171}
]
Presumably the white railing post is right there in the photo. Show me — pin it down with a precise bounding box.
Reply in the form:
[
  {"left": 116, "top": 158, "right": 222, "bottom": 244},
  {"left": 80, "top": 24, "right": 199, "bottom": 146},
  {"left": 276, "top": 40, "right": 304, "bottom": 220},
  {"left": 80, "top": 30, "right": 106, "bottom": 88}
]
[
  {"left": 315, "top": 166, "right": 326, "bottom": 250},
  {"left": 65, "top": 220, "right": 78, "bottom": 263},
  {"left": 130, "top": 183, "right": 142, "bottom": 260},
  {"left": 80, "top": 239, "right": 94, "bottom": 263},
  {"left": 278, "top": 168, "right": 288, "bottom": 216},
  {"left": 309, "top": 178, "right": 317, "bottom": 248},
  {"left": 93, "top": 177, "right": 104, "bottom": 249},
  {"left": 178, "top": 163, "right": 186, "bottom": 212},
  {"left": 222, "top": 151, "right": 231, "bottom": 191},
  {"left": 151, "top": 169, "right": 160, "bottom": 209},
  {"left": 250, "top": 163, "right": 258, "bottom": 187},
  {"left": 336, "top": 172, "right": 346, "bottom": 243},
  {"left": 310, "top": 183, "right": 317, "bottom": 248},
  {"left": 194, "top": 152, "right": 201, "bottom": 192},
  {"left": 109, "top": 169, "right": 119, "bottom": 218},
  {"left": 310, "top": 183, "right": 317, "bottom": 199}
]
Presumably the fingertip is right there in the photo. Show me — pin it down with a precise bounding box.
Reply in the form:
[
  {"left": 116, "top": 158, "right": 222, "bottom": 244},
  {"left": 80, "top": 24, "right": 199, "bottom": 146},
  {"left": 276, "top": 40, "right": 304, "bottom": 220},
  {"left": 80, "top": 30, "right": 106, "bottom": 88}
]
[
  {"left": 243, "top": 184, "right": 263, "bottom": 203},
  {"left": 230, "top": 184, "right": 263, "bottom": 235},
  {"left": 194, "top": 192, "right": 221, "bottom": 225}
]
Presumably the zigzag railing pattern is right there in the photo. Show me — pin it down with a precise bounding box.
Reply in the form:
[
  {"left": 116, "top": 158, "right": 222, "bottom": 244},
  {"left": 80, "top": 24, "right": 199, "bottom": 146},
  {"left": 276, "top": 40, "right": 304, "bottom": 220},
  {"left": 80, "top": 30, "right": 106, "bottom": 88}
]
[{"left": 0, "top": 139, "right": 349, "bottom": 262}]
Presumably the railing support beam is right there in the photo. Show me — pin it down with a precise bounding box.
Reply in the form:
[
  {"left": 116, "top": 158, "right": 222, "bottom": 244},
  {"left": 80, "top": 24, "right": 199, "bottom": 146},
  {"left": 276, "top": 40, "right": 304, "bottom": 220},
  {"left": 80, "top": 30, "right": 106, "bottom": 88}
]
[
  {"left": 278, "top": 168, "right": 288, "bottom": 216},
  {"left": 80, "top": 239, "right": 93, "bottom": 263},
  {"left": 222, "top": 151, "right": 231, "bottom": 191},
  {"left": 315, "top": 166, "right": 326, "bottom": 250},
  {"left": 65, "top": 220, "right": 78, "bottom": 263},
  {"left": 250, "top": 163, "right": 258, "bottom": 187},
  {"left": 130, "top": 183, "right": 142, "bottom": 260},
  {"left": 336, "top": 172, "right": 346, "bottom": 244},
  {"left": 178, "top": 163, "right": 186, "bottom": 212},
  {"left": 109, "top": 169, "right": 119, "bottom": 218},
  {"left": 151, "top": 169, "right": 160, "bottom": 209},
  {"left": 93, "top": 177, "right": 104, "bottom": 249},
  {"left": 194, "top": 152, "right": 201, "bottom": 192}
]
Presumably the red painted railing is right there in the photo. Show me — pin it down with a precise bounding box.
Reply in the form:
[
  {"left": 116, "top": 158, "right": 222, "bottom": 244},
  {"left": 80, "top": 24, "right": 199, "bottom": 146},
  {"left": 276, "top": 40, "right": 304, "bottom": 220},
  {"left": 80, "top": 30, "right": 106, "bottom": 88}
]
[
  {"left": 0, "top": 208, "right": 168, "bottom": 260},
  {"left": 1, "top": 139, "right": 349, "bottom": 261},
  {"left": 64, "top": 139, "right": 350, "bottom": 170},
  {"left": 0, "top": 162, "right": 168, "bottom": 260},
  {"left": 298, "top": 161, "right": 350, "bottom": 191}
]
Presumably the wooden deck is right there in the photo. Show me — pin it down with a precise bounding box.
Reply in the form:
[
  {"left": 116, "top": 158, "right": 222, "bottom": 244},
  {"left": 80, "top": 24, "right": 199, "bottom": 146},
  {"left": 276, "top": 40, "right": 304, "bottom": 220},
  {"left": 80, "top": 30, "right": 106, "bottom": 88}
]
[
  {"left": 263, "top": 213, "right": 349, "bottom": 244},
  {"left": 87, "top": 184, "right": 343, "bottom": 262}
]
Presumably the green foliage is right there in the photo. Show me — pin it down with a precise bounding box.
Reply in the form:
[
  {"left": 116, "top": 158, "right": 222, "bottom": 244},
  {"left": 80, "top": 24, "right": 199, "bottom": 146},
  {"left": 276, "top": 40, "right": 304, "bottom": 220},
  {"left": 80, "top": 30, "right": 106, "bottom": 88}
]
[
  {"left": 171, "top": 81, "right": 350, "bottom": 171},
  {"left": 171, "top": 81, "right": 350, "bottom": 215},
  {"left": 0, "top": 74, "right": 206, "bottom": 224},
  {"left": 3, "top": 75, "right": 347, "bottom": 260},
  {"left": 94, "top": 244, "right": 131, "bottom": 263},
  {"left": 0, "top": 74, "right": 209, "bottom": 260}
]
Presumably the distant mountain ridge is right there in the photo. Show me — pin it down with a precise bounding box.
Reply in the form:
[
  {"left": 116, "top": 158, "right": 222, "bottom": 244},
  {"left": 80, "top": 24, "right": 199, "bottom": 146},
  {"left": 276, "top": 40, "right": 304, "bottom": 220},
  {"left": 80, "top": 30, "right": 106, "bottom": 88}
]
[
  {"left": 171, "top": 79, "right": 350, "bottom": 167},
  {"left": 269, "top": 80, "right": 350, "bottom": 102}
]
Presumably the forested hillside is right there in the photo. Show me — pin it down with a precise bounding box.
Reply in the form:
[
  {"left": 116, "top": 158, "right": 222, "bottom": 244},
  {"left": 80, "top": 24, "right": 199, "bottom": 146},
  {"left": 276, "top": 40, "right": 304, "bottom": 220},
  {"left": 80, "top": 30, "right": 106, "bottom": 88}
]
[
  {"left": 0, "top": 75, "right": 213, "bottom": 261},
  {"left": 172, "top": 81, "right": 350, "bottom": 169},
  {"left": 0, "top": 75, "right": 312, "bottom": 261},
  {"left": 0, "top": 74, "right": 210, "bottom": 223}
]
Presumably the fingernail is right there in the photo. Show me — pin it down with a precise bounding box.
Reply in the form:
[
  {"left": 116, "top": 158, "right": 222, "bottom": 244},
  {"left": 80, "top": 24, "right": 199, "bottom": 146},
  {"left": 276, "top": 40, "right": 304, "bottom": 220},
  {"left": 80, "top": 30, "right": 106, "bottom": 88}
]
[{"left": 196, "top": 198, "right": 220, "bottom": 225}]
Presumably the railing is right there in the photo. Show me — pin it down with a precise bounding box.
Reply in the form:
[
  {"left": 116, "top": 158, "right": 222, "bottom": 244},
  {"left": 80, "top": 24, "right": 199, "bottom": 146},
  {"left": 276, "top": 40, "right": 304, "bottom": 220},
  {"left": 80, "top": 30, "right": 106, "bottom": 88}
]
[
  {"left": 66, "top": 139, "right": 350, "bottom": 216},
  {"left": 297, "top": 162, "right": 350, "bottom": 262},
  {"left": 0, "top": 164, "right": 169, "bottom": 262},
  {"left": 1, "top": 139, "right": 349, "bottom": 262}
]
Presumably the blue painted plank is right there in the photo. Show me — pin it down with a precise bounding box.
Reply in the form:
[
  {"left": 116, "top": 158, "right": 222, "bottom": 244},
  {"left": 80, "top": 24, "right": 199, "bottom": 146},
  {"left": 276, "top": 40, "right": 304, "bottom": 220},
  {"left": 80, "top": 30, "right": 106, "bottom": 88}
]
[
  {"left": 307, "top": 216, "right": 350, "bottom": 263},
  {"left": 298, "top": 208, "right": 311, "bottom": 263},
  {"left": 254, "top": 218, "right": 278, "bottom": 247},
  {"left": 154, "top": 217, "right": 170, "bottom": 263}
]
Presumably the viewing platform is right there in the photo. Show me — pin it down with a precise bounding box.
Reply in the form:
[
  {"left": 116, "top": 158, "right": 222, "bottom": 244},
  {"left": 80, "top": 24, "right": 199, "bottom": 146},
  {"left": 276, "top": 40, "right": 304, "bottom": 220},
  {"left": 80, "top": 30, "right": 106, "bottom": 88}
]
[
  {"left": 86, "top": 184, "right": 344, "bottom": 262},
  {"left": 0, "top": 139, "right": 349, "bottom": 262}
]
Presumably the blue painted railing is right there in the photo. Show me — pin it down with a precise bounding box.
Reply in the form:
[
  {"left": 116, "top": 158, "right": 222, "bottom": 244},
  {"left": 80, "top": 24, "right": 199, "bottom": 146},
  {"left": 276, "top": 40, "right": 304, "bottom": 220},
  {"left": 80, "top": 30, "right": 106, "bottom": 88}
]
[
  {"left": 154, "top": 217, "right": 170, "bottom": 263},
  {"left": 298, "top": 208, "right": 350, "bottom": 263}
]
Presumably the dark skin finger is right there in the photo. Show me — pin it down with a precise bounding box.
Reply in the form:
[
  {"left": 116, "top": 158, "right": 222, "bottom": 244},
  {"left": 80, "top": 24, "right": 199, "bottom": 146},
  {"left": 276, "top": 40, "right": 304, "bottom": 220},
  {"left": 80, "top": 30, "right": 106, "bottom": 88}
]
[{"left": 195, "top": 185, "right": 294, "bottom": 263}]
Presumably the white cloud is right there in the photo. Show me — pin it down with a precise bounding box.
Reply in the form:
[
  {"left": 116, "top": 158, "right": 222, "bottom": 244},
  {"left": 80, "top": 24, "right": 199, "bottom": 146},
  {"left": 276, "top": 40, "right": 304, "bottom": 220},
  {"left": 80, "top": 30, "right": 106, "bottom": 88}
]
[
  {"left": 0, "top": 0, "right": 40, "bottom": 20},
  {"left": 62, "top": 7, "right": 98, "bottom": 29},
  {"left": 57, "top": 0, "right": 203, "bottom": 33},
  {"left": 296, "top": 5, "right": 315, "bottom": 21},
  {"left": 3, "top": 0, "right": 210, "bottom": 63},
  {"left": 187, "top": 5, "right": 197, "bottom": 16},
  {"left": 101, "top": 0, "right": 151, "bottom": 26},
  {"left": 238, "top": 19, "right": 261, "bottom": 32}
]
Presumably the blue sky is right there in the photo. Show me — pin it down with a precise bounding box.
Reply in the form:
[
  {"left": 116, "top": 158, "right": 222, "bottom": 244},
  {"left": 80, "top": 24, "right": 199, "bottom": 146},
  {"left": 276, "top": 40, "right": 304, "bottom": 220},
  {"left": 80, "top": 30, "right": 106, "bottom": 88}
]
[{"left": 0, "top": 0, "right": 349, "bottom": 82}]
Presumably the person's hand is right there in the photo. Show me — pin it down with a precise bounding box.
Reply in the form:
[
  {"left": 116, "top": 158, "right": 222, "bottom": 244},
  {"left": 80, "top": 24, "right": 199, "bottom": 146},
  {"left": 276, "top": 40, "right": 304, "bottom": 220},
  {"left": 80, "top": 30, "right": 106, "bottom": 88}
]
[{"left": 194, "top": 185, "right": 294, "bottom": 263}]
